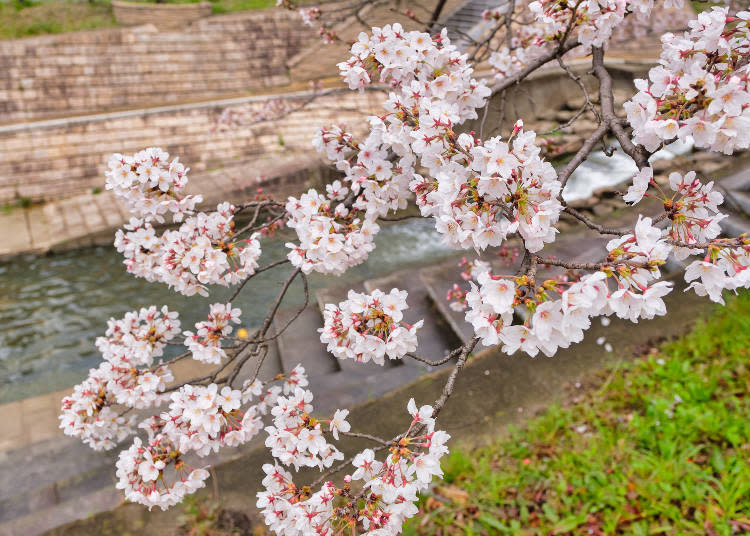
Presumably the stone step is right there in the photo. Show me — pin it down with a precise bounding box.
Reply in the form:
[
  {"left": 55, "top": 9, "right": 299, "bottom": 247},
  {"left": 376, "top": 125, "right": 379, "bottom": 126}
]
[
  {"left": 0, "top": 436, "right": 116, "bottom": 520},
  {"left": 0, "top": 486, "right": 122, "bottom": 536},
  {"left": 724, "top": 189, "right": 750, "bottom": 218},
  {"left": 314, "top": 281, "right": 368, "bottom": 315},
  {"left": 720, "top": 214, "right": 750, "bottom": 237},
  {"left": 439, "top": 0, "right": 505, "bottom": 48},
  {"left": 363, "top": 267, "right": 462, "bottom": 371},
  {"left": 420, "top": 260, "right": 477, "bottom": 345},
  {"left": 273, "top": 304, "right": 340, "bottom": 379},
  {"left": 305, "top": 362, "right": 425, "bottom": 418},
  {"left": 715, "top": 163, "right": 750, "bottom": 192}
]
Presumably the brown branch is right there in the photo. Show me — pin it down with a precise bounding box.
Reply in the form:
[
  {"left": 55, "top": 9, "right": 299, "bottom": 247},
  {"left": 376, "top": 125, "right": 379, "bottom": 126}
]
[
  {"left": 431, "top": 337, "right": 480, "bottom": 419},
  {"left": 591, "top": 46, "right": 651, "bottom": 169},
  {"left": 337, "top": 431, "right": 390, "bottom": 445},
  {"left": 405, "top": 345, "right": 464, "bottom": 367},
  {"left": 255, "top": 273, "right": 310, "bottom": 343},
  {"left": 228, "top": 258, "right": 291, "bottom": 303},
  {"left": 562, "top": 206, "right": 628, "bottom": 236},
  {"left": 557, "top": 123, "right": 608, "bottom": 188},
  {"left": 227, "top": 267, "right": 303, "bottom": 387},
  {"left": 534, "top": 255, "right": 649, "bottom": 271}
]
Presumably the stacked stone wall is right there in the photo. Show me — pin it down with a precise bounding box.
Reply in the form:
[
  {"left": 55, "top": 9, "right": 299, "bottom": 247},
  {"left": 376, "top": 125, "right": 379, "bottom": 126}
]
[
  {"left": 0, "top": 10, "right": 315, "bottom": 123},
  {"left": 0, "top": 90, "right": 383, "bottom": 203}
]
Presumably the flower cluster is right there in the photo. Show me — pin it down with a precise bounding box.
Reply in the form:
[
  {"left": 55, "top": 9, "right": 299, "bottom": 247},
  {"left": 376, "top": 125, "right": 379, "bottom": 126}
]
[
  {"left": 319, "top": 288, "right": 423, "bottom": 364},
  {"left": 158, "top": 383, "right": 263, "bottom": 456},
  {"left": 183, "top": 302, "right": 242, "bottom": 364},
  {"left": 115, "top": 436, "right": 210, "bottom": 511},
  {"left": 115, "top": 202, "right": 262, "bottom": 296},
  {"left": 96, "top": 305, "right": 181, "bottom": 367},
  {"left": 313, "top": 122, "right": 412, "bottom": 218},
  {"left": 333, "top": 24, "right": 565, "bottom": 253},
  {"left": 411, "top": 126, "right": 563, "bottom": 252},
  {"left": 257, "top": 398, "right": 449, "bottom": 536},
  {"left": 106, "top": 147, "right": 202, "bottom": 224},
  {"left": 264, "top": 387, "right": 347, "bottom": 470},
  {"left": 114, "top": 376, "right": 288, "bottom": 511},
  {"left": 299, "top": 6, "right": 320, "bottom": 26},
  {"left": 302, "top": 23, "right": 492, "bottom": 274},
  {"left": 464, "top": 217, "right": 673, "bottom": 355},
  {"left": 684, "top": 245, "right": 750, "bottom": 304},
  {"left": 285, "top": 188, "right": 380, "bottom": 275},
  {"left": 489, "top": 0, "right": 659, "bottom": 81},
  {"left": 60, "top": 306, "right": 181, "bottom": 448},
  {"left": 664, "top": 171, "right": 726, "bottom": 258},
  {"left": 625, "top": 7, "right": 750, "bottom": 154},
  {"left": 59, "top": 368, "right": 136, "bottom": 451}
]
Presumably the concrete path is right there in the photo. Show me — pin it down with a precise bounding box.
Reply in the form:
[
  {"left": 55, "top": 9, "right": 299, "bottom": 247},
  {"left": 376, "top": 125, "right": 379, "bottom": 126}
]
[
  {"left": 29, "top": 265, "right": 733, "bottom": 536},
  {"left": 2, "top": 162, "right": 747, "bottom": 535},
  {"left": 0, "top": 152, "right": 322, "bottom": 260}
]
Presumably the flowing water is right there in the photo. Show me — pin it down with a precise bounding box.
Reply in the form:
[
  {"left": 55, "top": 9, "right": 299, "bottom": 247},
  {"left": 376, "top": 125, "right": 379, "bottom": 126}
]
[
  {"left": 0, "top": 139, "right": 692, "bottom": 403},
  {"left": 0, "top": 220, "right": 457, "bottom": 404}
]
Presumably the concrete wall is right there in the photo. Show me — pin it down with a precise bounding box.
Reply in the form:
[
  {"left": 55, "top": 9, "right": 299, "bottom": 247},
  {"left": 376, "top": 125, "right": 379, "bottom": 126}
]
[
  {"left": 0, "top": 10, "right": 315, "bottom": 123},
  {"left": 0, "top": 89, "right": 383, "bottom": 203}
]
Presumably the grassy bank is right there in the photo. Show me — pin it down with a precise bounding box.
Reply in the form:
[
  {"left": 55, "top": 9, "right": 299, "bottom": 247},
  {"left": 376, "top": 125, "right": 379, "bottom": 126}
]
[
  {"left": 406, "top": 292, "right": 750, "bottom": 535},
  {"left": 0, "top": 1, "right": 117, "bottom": 40},
  {"left": 0, "top": 0, "right": 277, "bottom": 40}
]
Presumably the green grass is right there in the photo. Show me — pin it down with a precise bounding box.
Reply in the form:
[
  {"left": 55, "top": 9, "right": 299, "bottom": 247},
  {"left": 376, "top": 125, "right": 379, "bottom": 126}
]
[
  {"left": 120, "top": 0, "right": 277, "bottom": 13},
  {"left": 208, "top": 0, "right": 276, "bottom": 15},
  {"left": 0, "top": 0, "right": 117, "bottom": 40},
  {"left": 0, "top": 0, "right": 278, "bottom": 40},
  {"left": 405, "top": 292, "right": 750, "bottom": 535}
]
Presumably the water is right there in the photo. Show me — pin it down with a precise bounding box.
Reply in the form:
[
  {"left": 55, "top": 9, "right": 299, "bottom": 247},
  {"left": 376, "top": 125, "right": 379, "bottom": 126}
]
[
  {"left": 0, "top": 219, "right": 455, "bottom": 404},
  {"left": 0, "top": 141, "right": 693, "bottom": 403},
  {"left": 562, "top": 138, "right": 693, "bottom": 202}
]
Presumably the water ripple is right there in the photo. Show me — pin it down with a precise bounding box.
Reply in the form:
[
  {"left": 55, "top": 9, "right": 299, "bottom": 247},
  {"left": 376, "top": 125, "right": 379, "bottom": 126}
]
[{"left": 0, "top": 220, "right": 454, "bottom": 403}]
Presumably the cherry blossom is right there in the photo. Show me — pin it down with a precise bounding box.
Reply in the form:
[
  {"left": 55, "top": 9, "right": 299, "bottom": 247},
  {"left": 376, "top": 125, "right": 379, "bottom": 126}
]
[
  {"left": 115, "top": 202, "right": 262, "bottom": 296},
  {"left": 96, "top": 305, "right": 180, "bottom": 367},
  {"left": 625, "top": 7, "right": 750, "bottom": 154},
  {"left": 59, "top": 5, "right": 750, "bottom": 534},
  {"left": 183, "top": 302, "right": 242, "bottom": 364},
  {"left": 106, "top": 147, "right": 201, "bottom": 223},
  {"left": 320, "top": 288, "right": 423, "bottom": 364},
  {"left": 257, "top": 398, "right": 450, "bottom": 536}
]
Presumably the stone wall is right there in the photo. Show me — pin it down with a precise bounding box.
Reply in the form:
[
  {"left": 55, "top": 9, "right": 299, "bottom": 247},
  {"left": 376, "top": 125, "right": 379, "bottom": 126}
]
[
  {"left": 112, "top": 1, "right": 212, "bottom": 28},
  {"left": 0, "top": 89, "right": 383, "bottom": 203},
  {"left": 0, "top": 10, "right": 315, "bottom": 123}
]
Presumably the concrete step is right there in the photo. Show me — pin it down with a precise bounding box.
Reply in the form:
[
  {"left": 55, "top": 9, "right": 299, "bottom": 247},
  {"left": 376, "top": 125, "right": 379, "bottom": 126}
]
[
  {"left": 273, "top": 304, "right": 340, "bottom": 378},
  {"left": 723, "top": 189, "right": 750, "bottom": 218},
  {"left": 720, "top": 214, "right": 750, "bottom": 237},
  {"left": 0, "top": 486, "right": 122, "bottom": 536},
  {"left": 0, "top": 434, "right": 119, "bottom": 535},
  {"left": 716, "top": 163, "right": 750, "bottom": 192},
  {"left": 438, "top": 0, "right": 507, "bottom": 48},
  {"left": 420, "top": 261, "right": 476, "bottom": 344},
  {"left": 315, "top": 281, "right": 367, "bottom": 315}
]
